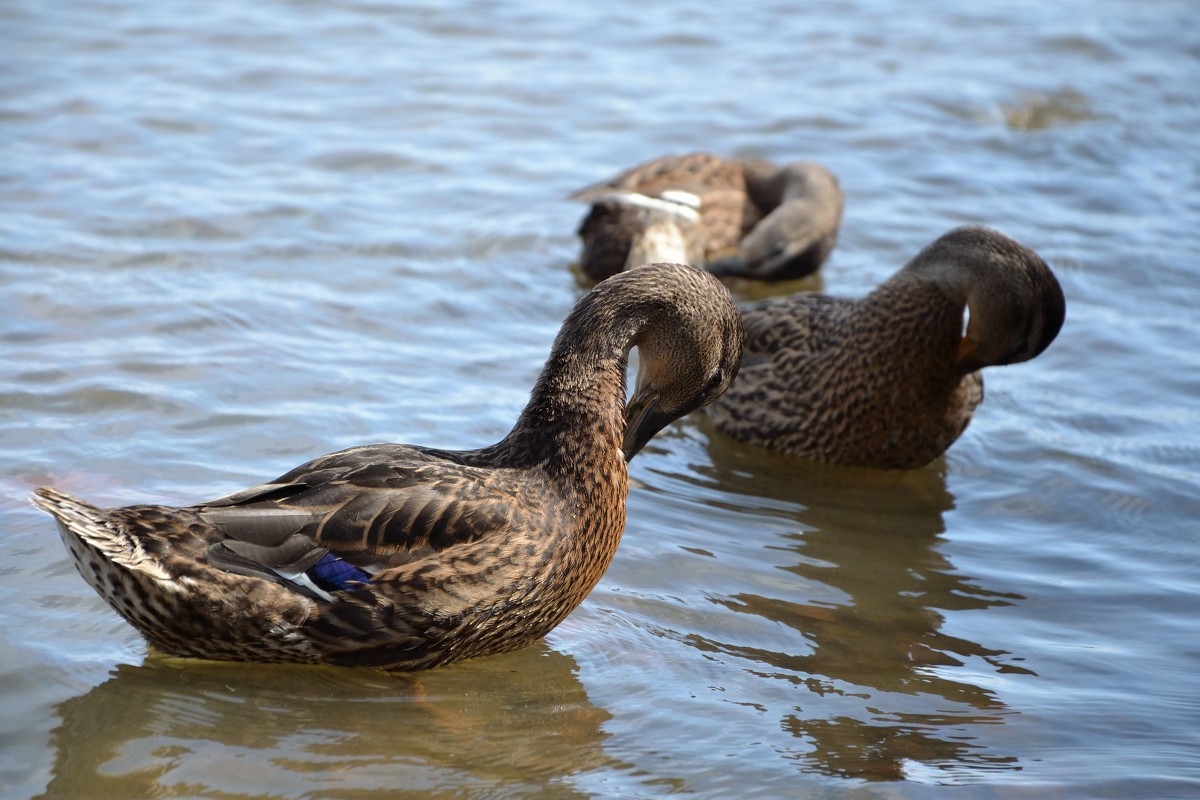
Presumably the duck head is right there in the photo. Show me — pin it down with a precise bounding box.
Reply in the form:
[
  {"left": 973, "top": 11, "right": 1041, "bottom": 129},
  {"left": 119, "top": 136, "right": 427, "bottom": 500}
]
[
  {"left": 619, "top": 264, "right": 745, "bottom": 460},
  {"left": 905, "top": 226, "right": 1066, "bottom": 375}
]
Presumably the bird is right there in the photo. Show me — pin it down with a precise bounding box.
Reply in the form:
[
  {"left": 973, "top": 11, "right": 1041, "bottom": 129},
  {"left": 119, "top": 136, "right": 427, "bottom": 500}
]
[
  {"left": 32, "top": 263, "right": 745, "bottom": 671},
  {"left": 705, "top": 226, "right": 1066, "bottom": 469},
  {"left": 570, "top": 151, "right": 844, "bottom": 282}
]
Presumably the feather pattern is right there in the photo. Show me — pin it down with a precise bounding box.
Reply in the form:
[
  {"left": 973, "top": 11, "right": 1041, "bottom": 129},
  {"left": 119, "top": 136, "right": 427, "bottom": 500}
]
[
  {"left": 33, "top": 263, "right": 745, "bottom": 670},
  {"left": 570, "top": 152, "right": 844, "bottom": 282},
  {"left": 707, "top": 226, "right": 1066, "bottom": 469}
]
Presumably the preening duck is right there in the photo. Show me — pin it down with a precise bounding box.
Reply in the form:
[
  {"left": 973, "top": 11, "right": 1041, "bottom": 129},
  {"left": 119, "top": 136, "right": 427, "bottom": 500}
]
[
  {"left": 33, "top": 263, "right": 745, "bottom": 670},
  {"left": 706, "top": 226, "right": 1065, "bottom": 469},
  {"left": 571, "top": 152, "right": 844, "bottom": 282}
]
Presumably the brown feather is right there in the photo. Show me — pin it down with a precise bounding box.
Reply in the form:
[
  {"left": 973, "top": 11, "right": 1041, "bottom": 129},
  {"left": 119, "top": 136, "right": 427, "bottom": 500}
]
[{"left": 707, "top": 226, "right": 1065, "bottom": 469}]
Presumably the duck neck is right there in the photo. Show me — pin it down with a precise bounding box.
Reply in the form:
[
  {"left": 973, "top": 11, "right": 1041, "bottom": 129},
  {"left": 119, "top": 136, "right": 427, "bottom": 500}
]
[
  {"left": 498, "top": 291, "right": 654, "bottom": 479},
  {"left": 860, "top": 274, "right": 965, "bottom": 378},
  {"left": 737, "top": 159, "right": 782, "bottom": 211},
  {"left": 743, "top": 167, "right": 787, "bottom": 212},
  {"left": 743, "top": 162, "right": 817, "bottom": 211}
]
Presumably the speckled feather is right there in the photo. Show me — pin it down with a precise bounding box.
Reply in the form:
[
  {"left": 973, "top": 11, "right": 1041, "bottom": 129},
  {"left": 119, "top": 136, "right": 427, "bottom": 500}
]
[
  {"left": 706, "top": 226, "right": 1066, "bottom": 469},
  {"left": 571, "top": 152, "right": 844, "bottom": 282},
  {"left": 33, "top": 263, "right": 744, "bottom": 670}
]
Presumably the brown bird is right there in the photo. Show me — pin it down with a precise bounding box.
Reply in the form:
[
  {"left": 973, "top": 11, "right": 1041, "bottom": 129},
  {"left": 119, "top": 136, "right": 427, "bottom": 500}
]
[
  {"left": 32, "top": 263, "right": 745, "bottom": 670},
  {"left": 570, "top": 151, "right": 844, "bottom": 282},
  {"left": 706, "top": 226, "right": 1066, "bottom": 469}
]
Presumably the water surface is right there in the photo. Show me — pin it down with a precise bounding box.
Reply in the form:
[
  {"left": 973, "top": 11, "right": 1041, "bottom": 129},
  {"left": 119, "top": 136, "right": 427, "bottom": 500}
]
[{"left": 2, "top": 1, "right": 1198, "bottom": 798}]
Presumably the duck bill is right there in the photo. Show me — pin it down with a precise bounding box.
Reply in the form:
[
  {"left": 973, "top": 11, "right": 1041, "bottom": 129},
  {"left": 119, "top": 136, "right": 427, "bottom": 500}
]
[
  {"left": 955, "top": 335, "right": 987, "bottom": 375},
  {"left": 622, "top": 382, "right": 676, "bottom": 461},
  {"left": 705, "top": 253, "right": 747, "bottom": 277}
]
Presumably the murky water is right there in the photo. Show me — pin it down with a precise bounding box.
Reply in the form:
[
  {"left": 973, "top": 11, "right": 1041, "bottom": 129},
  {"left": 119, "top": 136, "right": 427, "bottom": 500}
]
[{"left": 3, "top": 0, "right": 1198, "bottom": 797}]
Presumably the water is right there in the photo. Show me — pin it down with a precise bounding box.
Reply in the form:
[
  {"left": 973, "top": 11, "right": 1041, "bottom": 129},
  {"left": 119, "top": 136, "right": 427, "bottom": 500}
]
[{"left": 2, "top": 0, "right": 1198, "bottom": 797}]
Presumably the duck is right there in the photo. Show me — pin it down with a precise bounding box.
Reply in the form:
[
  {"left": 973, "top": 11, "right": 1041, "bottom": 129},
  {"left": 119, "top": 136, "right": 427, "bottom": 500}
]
[
  {"left": 570, "top": 151, "right": 844, "bottom": 282},
  {"left": 705, "top": 226, "right": 1065, "bottom": 469},
  {"left": 32, "top": 263, "right": 745, "bottom": 671}
]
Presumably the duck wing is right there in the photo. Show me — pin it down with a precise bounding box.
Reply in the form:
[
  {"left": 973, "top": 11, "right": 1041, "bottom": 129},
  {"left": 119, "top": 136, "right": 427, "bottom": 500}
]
[{"left": 196, "top": 443, "right": 529, "bottom": 595}]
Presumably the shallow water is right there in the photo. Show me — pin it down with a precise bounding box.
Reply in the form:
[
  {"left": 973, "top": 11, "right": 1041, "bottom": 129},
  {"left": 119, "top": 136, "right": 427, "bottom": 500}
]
[{"left": 2, "top": 0, "right": 1199, "bottom": 797}]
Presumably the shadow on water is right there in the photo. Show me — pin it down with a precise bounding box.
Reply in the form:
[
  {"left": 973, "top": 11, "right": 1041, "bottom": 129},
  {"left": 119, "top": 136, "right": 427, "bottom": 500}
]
[
  {"left": 680, "top": 423, "right": 1033, "bottom": 781},
  {"left": 38, "top": 645, "right": 615, "bottom": 799}
]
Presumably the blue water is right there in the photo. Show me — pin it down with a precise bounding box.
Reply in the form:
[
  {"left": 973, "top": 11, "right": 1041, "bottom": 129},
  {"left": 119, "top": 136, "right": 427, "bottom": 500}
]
[{"left": 2, "top": 1, "right": 1198, "bottom": 797}]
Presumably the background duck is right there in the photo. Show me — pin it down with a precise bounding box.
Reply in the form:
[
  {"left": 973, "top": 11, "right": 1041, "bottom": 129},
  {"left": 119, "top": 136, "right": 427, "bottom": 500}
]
[
  {"left": 32, "top": 263, "right": 745, "bottom": 671},
  {"left": 570, "top": 151, "right": 844, "bottom": 282},
  {"left": 706, "top": 226, "right": 1066, "bottom": 469}
]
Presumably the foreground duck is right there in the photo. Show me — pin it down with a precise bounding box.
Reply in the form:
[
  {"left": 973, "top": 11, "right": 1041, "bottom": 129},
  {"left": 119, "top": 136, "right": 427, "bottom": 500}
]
[
  {"left": 33, "top": 263, "right": 744, "bottom": 670},
  {"left": 571, "top": 152, "right": 844, "bottom": 282},
  {"left": 706, "top": 226, "right": 1065, "bottom": 469}
]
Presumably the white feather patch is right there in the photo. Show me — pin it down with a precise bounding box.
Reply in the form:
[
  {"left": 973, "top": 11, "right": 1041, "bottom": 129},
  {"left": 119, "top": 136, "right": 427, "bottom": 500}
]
[{"left": 597, "top": 191, "right": 701, "bottom": 221}]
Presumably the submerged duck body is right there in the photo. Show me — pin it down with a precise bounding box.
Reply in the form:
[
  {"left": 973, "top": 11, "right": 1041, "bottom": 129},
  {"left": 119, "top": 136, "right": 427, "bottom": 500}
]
[
  {"left": 34, "top": 263, "right": 744, "bottom": 670},
  {"left": 571, "top": 152, "right": 844, "bottom": 282},
  {"left": 706, "top": 226, "right": 1066, "bottom": 469}
]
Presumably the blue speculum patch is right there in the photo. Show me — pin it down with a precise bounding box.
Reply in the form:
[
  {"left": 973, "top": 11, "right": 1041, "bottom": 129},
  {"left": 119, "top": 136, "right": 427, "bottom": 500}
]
[{"left": 308, "top": 552, "right": 371, "bottom": 592}]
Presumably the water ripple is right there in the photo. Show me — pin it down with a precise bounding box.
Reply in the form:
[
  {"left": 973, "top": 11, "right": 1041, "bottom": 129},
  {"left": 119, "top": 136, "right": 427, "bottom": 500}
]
[{"left": 3, "top": 0, "right": 1199, "bottom": 797}]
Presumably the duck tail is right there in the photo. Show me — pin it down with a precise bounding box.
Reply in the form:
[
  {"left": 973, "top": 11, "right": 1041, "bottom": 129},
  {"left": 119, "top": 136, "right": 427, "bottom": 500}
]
[{"left": 31, "top": 487, "right": 170, "bottom": 580}]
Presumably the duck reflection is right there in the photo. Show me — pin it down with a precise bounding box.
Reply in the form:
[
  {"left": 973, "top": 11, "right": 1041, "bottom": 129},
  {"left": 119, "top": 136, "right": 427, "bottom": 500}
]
[
  {"left": 39, "top": 645, "right": 613, "bottom": 799},
  {"left": 688, "top": 426, "right": 1030, "bottom": 781}
]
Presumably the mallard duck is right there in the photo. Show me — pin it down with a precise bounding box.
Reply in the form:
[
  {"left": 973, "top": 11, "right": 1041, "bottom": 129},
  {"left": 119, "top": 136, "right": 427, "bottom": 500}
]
[
  {"left": 706, "top": 226, "right": 1065, "bottom": 469},
  {"left": 32, "top": 263, "right": 745, "bottom": 670},
  {"left": 570, "top": 151, "right": 844, "bottom": 282}
]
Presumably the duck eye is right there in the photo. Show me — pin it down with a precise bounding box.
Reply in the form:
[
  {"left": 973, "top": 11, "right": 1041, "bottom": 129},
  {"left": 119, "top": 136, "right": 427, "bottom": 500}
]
[{"left": 706, "top": 368, "right": 725, "bottom": 393}]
